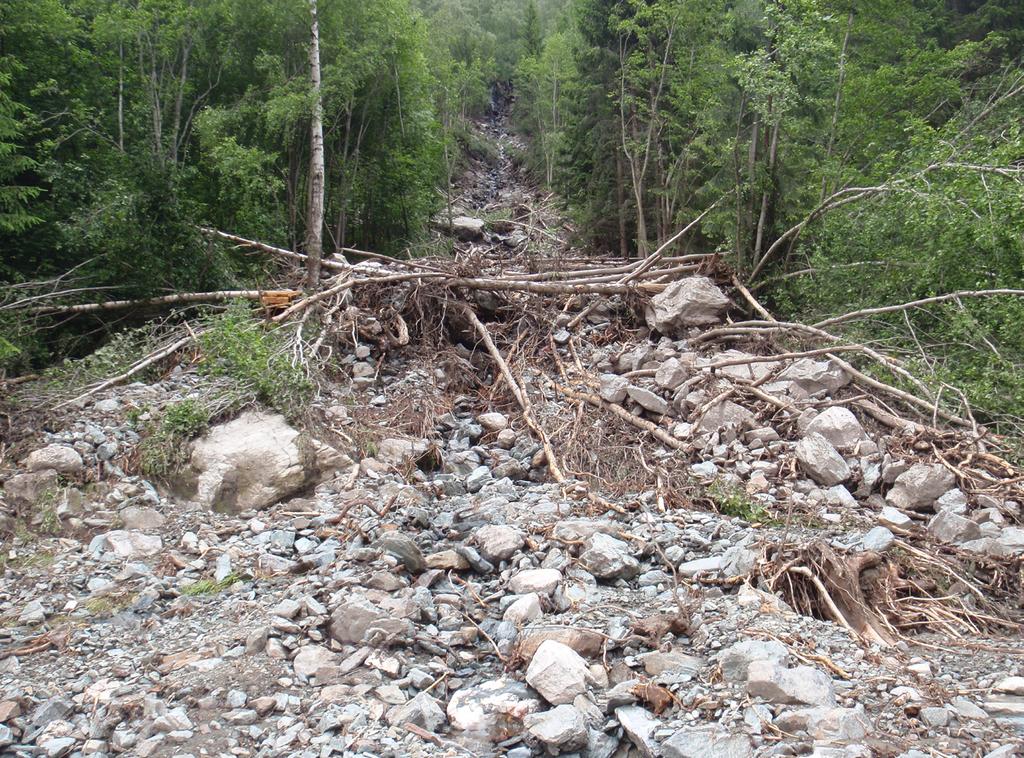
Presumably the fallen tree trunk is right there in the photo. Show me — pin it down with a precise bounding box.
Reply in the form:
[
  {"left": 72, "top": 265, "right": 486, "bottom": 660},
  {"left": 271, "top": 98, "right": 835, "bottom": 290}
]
[{"left": 29, "top": 290, "right": 297, "bottom": 316}]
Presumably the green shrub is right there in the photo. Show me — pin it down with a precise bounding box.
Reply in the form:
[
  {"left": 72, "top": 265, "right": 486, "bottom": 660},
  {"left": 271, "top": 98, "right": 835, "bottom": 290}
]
[
  {"left": 139, "top": 398, "right": 211, "bottom": 480},
  {"left": 197, "top": 302, "right": 313, "bottom": 420},
  {"left": 707, "top": 480, "right": 771, "bottom": 523}
]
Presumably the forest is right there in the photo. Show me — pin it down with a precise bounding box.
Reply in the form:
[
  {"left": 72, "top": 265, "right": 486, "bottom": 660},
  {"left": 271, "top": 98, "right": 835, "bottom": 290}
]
[{"left": 2, "top": 0, "right": 1024, "bottom": 424}]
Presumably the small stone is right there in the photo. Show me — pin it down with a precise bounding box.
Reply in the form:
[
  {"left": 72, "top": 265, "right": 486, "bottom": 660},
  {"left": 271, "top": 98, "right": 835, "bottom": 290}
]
[
  {"left": 26, "top": 444, "right": 84, "bottom": 475},
  {"left": 474, "top": 524, "right": 525, "bottom": 563},
  {"left": 425, "top": 550, "right": 470, "bottom": 570},
  {"left": 386, "top": 692, "right": 446, "bottom": 732},
  {"left": 661, "top": 727, "right": 753, "bottom": 758},
  {"left": 746, "top": 660, "right": 835, "bottom": 706},
  {"left": 919, "top": 706, "right": 949, "bottom": 727},
  {"left": 879, "top": 506, "right": 912, "bottom": 530},
  {"left": 503, "top": 593, "right": 543, "bottom": 624},
  {"left": 615, "top": 705, "right": 659, "bottom": 758},
  {"left": 120, "top": 506, "right": 165, "bottom": 531},
  {"left": 477, "top": 413, "right": 509, "bottom": 432},
  {"left": 886, "top": 464, "right": 956, "bottom": 510},
  {"left": 795, "top": 434, "right": 850, "bottom": 486},
  {"left": 579, "top": 532, "right": 640, "bottom": 580},
  {"left": 509, "top": 568, "right": 562, "bottom": 596},
  {"left": 525, "top": 704, "right": 588, "bottom": 751},
  {"left": 41, "top": 737, "right": 77, "bottom": 758},
  {"left": 928, "top": 510, "right": 981, "bottom": 544},
  {"left": 719, "top": 640, "right": 788, "bottom": 681},
  {"left": 525, "top": 640, "right": 590, "bottom": 705}
]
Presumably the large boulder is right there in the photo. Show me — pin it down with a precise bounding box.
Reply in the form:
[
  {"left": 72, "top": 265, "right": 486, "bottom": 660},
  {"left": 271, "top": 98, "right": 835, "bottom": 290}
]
[
  {"left": 25, "top": 445, "right": 84, "bottom": 476},
  {"left": 645, "top": 277, "right": 731, "bottom": 335},
  {"left": 3, "top": 469, "right": 59, "bottom": 508},
  {"left": 886, "top": 464, "right": 956, "bottom": 511},
  {"left": 794, "top": 433, "right": 850, "bottom": 486},
  {"left": 805, "top": 407, "right": 866, "bottom": 450},
  {"left": 450, "top": 216, "right": 486, "bottom": 241},
  {"left": 183, "top": 411, "right": 343, "bottom": 512}
]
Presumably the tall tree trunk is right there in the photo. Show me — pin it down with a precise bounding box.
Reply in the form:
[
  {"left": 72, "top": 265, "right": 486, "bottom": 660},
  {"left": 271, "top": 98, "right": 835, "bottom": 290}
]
[
  {"left": 117, "top": 41, "right": 125, "bottom": 152},
  {"left": 305, "top": 0, "right": 325, "bottom": 288},
  {"left": 821, "top": 11, "right": 853, "bottom": 202},
  {"left": 753, "top": 115, "right": 780, "bottom": 266},
  {"left": 616, "top": 147, "right": 628, "bottom": 258}
]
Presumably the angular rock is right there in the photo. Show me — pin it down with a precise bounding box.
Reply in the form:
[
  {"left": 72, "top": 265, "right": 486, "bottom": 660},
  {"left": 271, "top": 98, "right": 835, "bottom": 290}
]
[
  {"left": 477, "top": 412, "right": 509, "bottom": 432},
  {"left": 292, "top": 645, "right": 338, "bottom": 679},
  {"left": 474, "top": 524, "right": 525, "bottom": 563},
  {"left": 645, "top": 277, "right": 731, "bottom": 335},
  {"left": 860, "top": 526, "right": 895, "bottom": 552},
  {"left": 655, "top": 358, "right": 690, "bottom": 390},
  {"left": 509, "top": 569, "right": 562, "bottom": 596},
  {"left": 927, "top": 510, "right": 981, "bottom": 544},
  {"left": 773, "top": 706, "right": 871, "bottom": 741},
  {"left": 446, "top": 678, "right": 541, "bottom": 739},
  {"left": 386, "top": 692, "right": 446, "bottom": 732},
  {"left": 719, "top": 639, "right": 789, "bottom": 682},
  {"left": 615, "top": 705, "right": 659, "bottom": 758},
  {"left": 639, "top": 650, "right": 704, "bottom": 677},
  {"left": 525, "top": 703, "right": 588, "bottom": 751},
  {"left": 504, "top": 593, "right": 543, "bottom": 624},
  {"left": 450, "top": 216, "right": 485, "bottom": 241},
  {"left": 886, "top": 464, "right": 956, "bottom": 511},
  {"left": 186, "top": 412, "right": 336, "bottom": 512},
  {"left": 375, "top": 437, "right": 430, "bottom": 468},
  {"left": 795, "top": 433, "right": 850, "bottom": 486},
  {"left": 120, "top": 506, "right": 166, "bottom": 531},
  {"left": 696, "top": 401, "right": 755, "bottom": 434},
  {"left": 627, "top": 385, "right": 670, "bottom": 415},
  {"left": 517, "top": 626, "right": 606, "bottom": 661},
  {"left": 525, "top": 640, "right": 590, "bottom": 704},
  {"left": 599, "top": 374, "right": 629, "bottom": 404},
  {"left": 661, "top": 727, "right": 754, "bottom": 758},
  {"left": 26, "top": 445, "right": 83, "bottom": 475},
  {"left": 746, "top": 660, "right": 836, "bottom": 706},
  {"left": 776, "top": 358, "right": 850, "bottom": 395},
  {"left": 879, "top": 506, "right": 913, "bottom": 530},
  {"left": 4, "top": 469, "right": 59, "bottom": 508},
  {"left": 806, "top": 407, "right": 865, "bottom": 450},
  {"left": 328, "top": 593, "right": 412, "bottom": 644},
  {"left": 102, "top": 530, "right": 162, "bottom": 559},
  {"left": 579, "top": 532, "right": 640, "bottom": 580},
  {"left": 377, "top": 532, "right": 425, "bottom": 572}
]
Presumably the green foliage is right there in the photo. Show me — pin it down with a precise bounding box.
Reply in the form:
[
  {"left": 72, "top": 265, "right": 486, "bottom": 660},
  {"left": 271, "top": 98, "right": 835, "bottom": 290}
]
[
  {"left": 182, "top": 573, "right": 241, "bottom": 596},
  {"left": 197, "top": 302, "right": 313, "bottom": 419},
  {"left": 139, "top": 398, "right": 211, "bottom": 480},
  {"left": 707, "top": 479, "right": 771, "bottom": 523}
]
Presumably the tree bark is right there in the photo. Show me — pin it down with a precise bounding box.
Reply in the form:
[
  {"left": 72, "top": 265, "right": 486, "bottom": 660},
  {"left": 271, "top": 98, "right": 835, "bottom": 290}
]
[{"left": 305, "top": 0, "right": 326, "bottom": 288}]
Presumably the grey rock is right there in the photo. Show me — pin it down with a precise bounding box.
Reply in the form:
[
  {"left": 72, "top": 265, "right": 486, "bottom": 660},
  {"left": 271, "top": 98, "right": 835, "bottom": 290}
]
[
  {"left": 41, "top": 737, "right": 77, "bottom": 758},
  {"left": 773, "top": 706, "right": 870, "bottom": 741},
  {"left": 328, "top": 593, "right": 412, "bottom": 644},
  {"left": 746, "top": 660, "right": 836, "bottom": 706},
  {"left": 292, "top": 645, "right": 338, "bottom": 679},
  {"left": 474, "top": 524, "right": 525, "bottom": 563},
  {"left": 26, "top": 444, "right": 84, "bottom": 475},
  {"left": 503, "top": 593, "right": 543, "bottom": 624},
  {"left": 599, "top": 374, "right": 629, "bottom": 404},
  {"left": 446, "top": 678, "right": 541, "bottom": 738},
  {"left": 120, "top": 506, "right": 165, "bottom": 531},
  {"left": 102, "top": 530, "right": 162, "bottom": 559},
  {"left": 645, "top": 277, "right": 731, "bottom": 335},
  {"left": 886, "top": 464, "right": 956, "bottom": 511},
  {"left": 579, "top": 532, "right": 640, "bottom": 580},
  {"left": 655, "top": 359, "right": 690, "bottom": 390},
  {"left": 795, "top": 433, "right": 851, "bottom": 486},
  {"left": 660, "top": 727, "right": 753, "bottom": 758},
  {"left": 776, "top": 358, "right": 851, "bottom": 395},
  {"left": 615, "top": 705, "right": 659, "bottom": 758},
  {"left": 509, "top": 568, "right": 562, "bottom": 596},
  {"left": 525, "top": 703, "right": 589, "bottom": 751},
  {"left": 806, "top": 407, "right": 865, "bottom": 450},
  {"left": 4, "top": 469, "right": 59, "bottom": 508},
  {"left": 19, "top": 599, "right": 46, "bottom": 625},
  {"left": 860, "top": 526, "right": 895, "bottom": 552},
  {"left": 450, "top": 216, "right": 485, "bottom": 241},
  {"left": 719, "top": 639, "right": 789, "bottom": 681},
  {"left": 377, "top": 532, "right": 425, "bottom": 572},
  {"left": 627, "top": 385, "right": 670, "bottom": 415},
  {"left": 525, "top": 639, "right": 590, "bottom": 704},
  {"left": 477, "top": 412, "right": 509, "bottom": 432},
  {"left": 386, "top": 692, "right": 446, "bottom": 732},
  {"left": 696, "top": 401, "right": 755, "bottom": 434},
  {"left": 927, "top": 510, "right": 981, "bottom": 544},
  {"left": 879, "top": 506, "right": 912, "bottom": 530},
  {"left": 678, "top": 556, "right": 723, "bottom": 577}
]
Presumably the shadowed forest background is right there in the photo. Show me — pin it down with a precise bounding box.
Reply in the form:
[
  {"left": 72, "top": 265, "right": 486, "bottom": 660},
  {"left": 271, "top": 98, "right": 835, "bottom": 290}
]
[{"left": 2, "top": 0, "right": 1024, "bottom": 425}]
